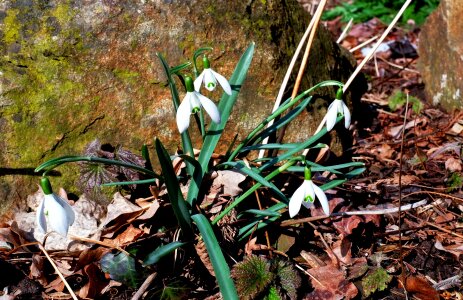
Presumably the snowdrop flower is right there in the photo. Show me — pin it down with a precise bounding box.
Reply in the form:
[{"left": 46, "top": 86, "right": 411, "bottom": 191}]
[
  {"left": 36, "top": 177, "right": 75, "bottom": 236},
  {"left": 176, "top": 76, "right": 221, "bottom": 133},
  {"left": 194, "top": 56, "right": 232, "bottom": 95},
  {"left": 325, "top": 88, "right": 351, "bottom": 132},
  {"left": 288, "top": 167, "right": 329, "bottom": 218}
]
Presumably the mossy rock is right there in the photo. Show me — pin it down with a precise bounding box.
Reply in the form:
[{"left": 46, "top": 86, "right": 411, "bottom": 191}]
[{"left": 0, "top": 0, "right": 364, "bottom": 214}]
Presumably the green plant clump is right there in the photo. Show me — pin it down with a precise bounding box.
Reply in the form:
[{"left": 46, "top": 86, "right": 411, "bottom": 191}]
[
  {"left": 232, "top": 255, "right": 301, "bottom": 300},
  {"left": 323, "top": 0, "right": 440, "bottom": 25},
  {"left": 388, "top": 90, "right": 423, "bottom": 114}
]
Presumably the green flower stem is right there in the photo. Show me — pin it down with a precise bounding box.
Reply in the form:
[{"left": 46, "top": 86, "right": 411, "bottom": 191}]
[
  {"left": 35, "top": 156, "right": 160, "bottom": 179},
  {"left": 212, "top": 158, "right": 299, "bottom": 225},
  {"left": 227, "top": 80, "right": 343, "bottom": 162},
  {"left": 258, "top": 115, "right": 343, "bottom": 172},
  {"left": 199, "top": 109, "right": 206, "bottom": 139},
  {"left": 157, "top": 53, "right": 195, "bottom": 177},
  {"left": 193, "top": 47, "right": 213, "bottom": 77}
]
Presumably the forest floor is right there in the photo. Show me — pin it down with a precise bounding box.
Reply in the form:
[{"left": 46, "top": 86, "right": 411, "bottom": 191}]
[{"left": 1, "top": 15, "right": 462, "bottom": 300}]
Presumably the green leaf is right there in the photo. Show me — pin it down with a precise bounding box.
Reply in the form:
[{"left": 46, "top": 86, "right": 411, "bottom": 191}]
[
  {"left": 143, "top": 241, "right": 186, "bottom": 266},
  {"left": 100, "top": 178, "right": 157, "bottom": 187},
  {"left": 100, "top": 252, "right": 142, "bottom": 288},
  {"left": 155, "top": 138, "right": 192, "bottom": 234},
  {"left": 186, "top": 43, "right": 255, "bottom": 206},
  {"left": 361, "top": 267, "right": 392, "bottom": 297},
  {"left": 240, "top": 209, "right": 281, "bottom": 217},
  {"left": 192, "top": 214, "right": 238, "bottom": 300},
  {"left": 35, "top": 155, "right": 160, "bottom": 178},
  {"left": 220, "top": 161, "right": 288, "bottom": 202},
  {"left": 248, "top": 96, "right": 312, "bottom": 146}
]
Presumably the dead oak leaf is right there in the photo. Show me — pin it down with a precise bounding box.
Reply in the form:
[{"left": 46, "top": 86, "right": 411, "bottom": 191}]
[{"left": 306, "top": 264, "right": 358, "bottom": 300}]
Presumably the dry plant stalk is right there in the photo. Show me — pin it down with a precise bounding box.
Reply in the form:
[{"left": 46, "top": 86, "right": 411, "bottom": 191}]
[
  {"left": 258, "top": 0, "right": 327, "bottom": 160},
  {"left": 38, "top": 243, "right": 78, "bottom": 300}
]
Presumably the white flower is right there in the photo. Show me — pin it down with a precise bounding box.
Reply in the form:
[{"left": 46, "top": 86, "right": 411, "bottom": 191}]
[
  {"left": 194, "top": 56, "right": 232, "bottom": 95},
  {"left": 325, "top": 99, "right": 351, "bottom": 132},
  {"left": 288, "top": 179, "right": 329, "bottom": 217},
  {"left": 36, "top": 178, "right": 75, "bottom": 236},
  {"left": 176, "top": 76, "right": 221, "bottom": 133}
]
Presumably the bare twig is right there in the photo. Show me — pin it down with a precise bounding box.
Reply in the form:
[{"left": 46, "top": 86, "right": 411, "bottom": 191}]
[
  {"left": 397, "top": 92, "right": 410, "bottom": 295},
  {"left": 349, "top": 35, "right": 379, "bottom": 52},
  {"left": 258, "top": 0, "right": 327, "bottom": 160},
  {"left": 38, "top": 243, "right": 78, "bottom": 300},
  {"left": 280, "top": 199, "right": 427, "bottom": 227},
  {"left": 336, "top": 18, "right": 353, "bottom": 44},
  {"left": 343, "top": 0, "right": 413, "bottom": 93},
  {"left": 131, "top": 272, "right": 157, "bottom": 300}
]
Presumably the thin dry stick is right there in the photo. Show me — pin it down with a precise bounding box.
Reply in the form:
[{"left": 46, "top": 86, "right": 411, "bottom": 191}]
[
  {"left": 254, "top": 189, "right": 272, "bottom": 256},
  {"left": 343, "top": 0, "right": 413, "bottom": 93},
  {"left": 257, "top": 1, "right": 325, "bottom": 160},
  {"left": 131, "top": 272, "right": 157, "bottom": 300},
  {"left": 310, "top": 0, "right": 412, "bottom": 139},
  {"left": 406, "top": 212, "right": 463, "bottom": 239},
  {"left": 278, "top": 0, "right": 327, "bottom": 157},
  {"left": 69, "top": 234, "right": 131, "bottom": 257},
  {"left": 290, "top": 0, "right": 327, "bottom": 100},
  {"left": 38, "top": 243, "right": 78, "bottom": 300},
  {"left": 280, "top": 199, "right": 427, "bottom": 227},
  {"left": 349, "top": 35, "right": 379, "bottom": 52},
  {"left": 398, "top": 93, "right": 410, "bottom": 295},
  {"left": 336, "top": 18, "right": 353, "bottom": 44}
]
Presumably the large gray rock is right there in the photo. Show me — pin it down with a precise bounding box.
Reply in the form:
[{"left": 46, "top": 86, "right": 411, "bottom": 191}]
[
  {"left": 418, "top": 0, "right": 463, "bottom": 111},
  {"left": 0, "top": 0, "right": 360, "bottom": 214}
]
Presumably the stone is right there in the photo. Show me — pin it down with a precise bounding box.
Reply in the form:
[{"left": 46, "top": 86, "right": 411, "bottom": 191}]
[
  {"left": 0, "top": 0, "right": 362, "bottom": 214},
  {"left": 418, "top": 0, "right": 463, "bottom": 111}
]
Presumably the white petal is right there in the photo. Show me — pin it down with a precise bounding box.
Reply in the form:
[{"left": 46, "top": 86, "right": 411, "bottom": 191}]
[
  {"left": 203, "top": 69, "right": 218, "bottom": 91},
  {"left": 194, "top": 71, "right": 206, "bottom": 92},
  {"left": 312, "top": 183, "right": 330, "bottom": 215},
  {"left": 342, "top": 101, "right": 351, "bottom": 129},
  {"left": 211, "top": 69, "right": 232, "bottom": 95},
  {"left": 53, "top": 194, "right": 76, "bottom": 225},
  {"left": 288, "top": 183, "right": 306, "bottom": 218},
  {"left": 176, "top": 93, "right": 192, "bottom": 133},
  {"left": 44, "top": 194, "right": 73, "bottom": 236},
  {"left": 36, "top": 198, "right": 47, "bottom": 233},
  {"left": 197, "top": 92, "right": 221, "bottom": 124},
  {"left": 326, "top": 100, "right": 340, "bottom": 131}
]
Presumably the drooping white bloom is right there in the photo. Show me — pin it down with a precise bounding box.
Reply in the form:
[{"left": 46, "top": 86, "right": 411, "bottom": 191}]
[
  {"left": 194, "top": 56, "right": 232, "bottom": 95},
  {"left": 288, "top": 167, "right": 329, "bottom": 217},
  {"left": 325, "top": 99, "right": 351, "bottom": 132},
  {"left": 176, "top": 76, "right": 221, "bottom": 133},
  {"left": 36, "top": 177, "right": 75, "bottom": 236}
]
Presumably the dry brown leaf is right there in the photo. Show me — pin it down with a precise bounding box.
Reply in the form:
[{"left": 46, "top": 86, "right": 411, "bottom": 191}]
[
  {"left": 30, "top": 254, "right": 47, "bottom": 285},
  {"left": 244, "top": 237, "right": 269, "bottom": 256},
  {"left": 445, "top": 157, "right": 462, "bottom": 172},
  {"left": 404, "top": 276, "right": 440, "bottom": 300},
  {"left": 434, "top": 238, "right": 463, "bottom": 259},
  {"left": 106, "top": 224, "right": 144, "bottom": 247},
  {"left": 78, "top": 263, "right": 108, "bottom": 299},
  {"left": 306, "top": 264, "right": 358, "bottom": 300}
]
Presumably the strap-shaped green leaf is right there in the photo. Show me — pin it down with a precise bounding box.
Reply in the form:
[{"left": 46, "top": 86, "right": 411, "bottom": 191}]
[
  {"left": 143, "top": 241, "right": 186, "bottom": 266},
  {"left": 192, "top": 214, "right": 238, "bottom": 300},
  {"left": 155, "top": 139, "right": 192, "bottom": 234},
  {"left": 186, "top": 43, "right": 255, "bottom": 206}
]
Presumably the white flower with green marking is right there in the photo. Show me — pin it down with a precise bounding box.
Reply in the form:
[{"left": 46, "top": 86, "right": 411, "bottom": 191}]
[
  {"left": 325, "top": 99, "right": 351, "bottom": 132},
  {"left": 194, "top": 56, "right": 232, "bottom": 95},
  {"left": 176, "top": 76, "right": 221, "bottom": 133},
  {"left": 36, "top": 177, "right": 75, "bottom": 236},
  {"left": 288, "top": 167, "right": 329, "bottom": 217}
]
